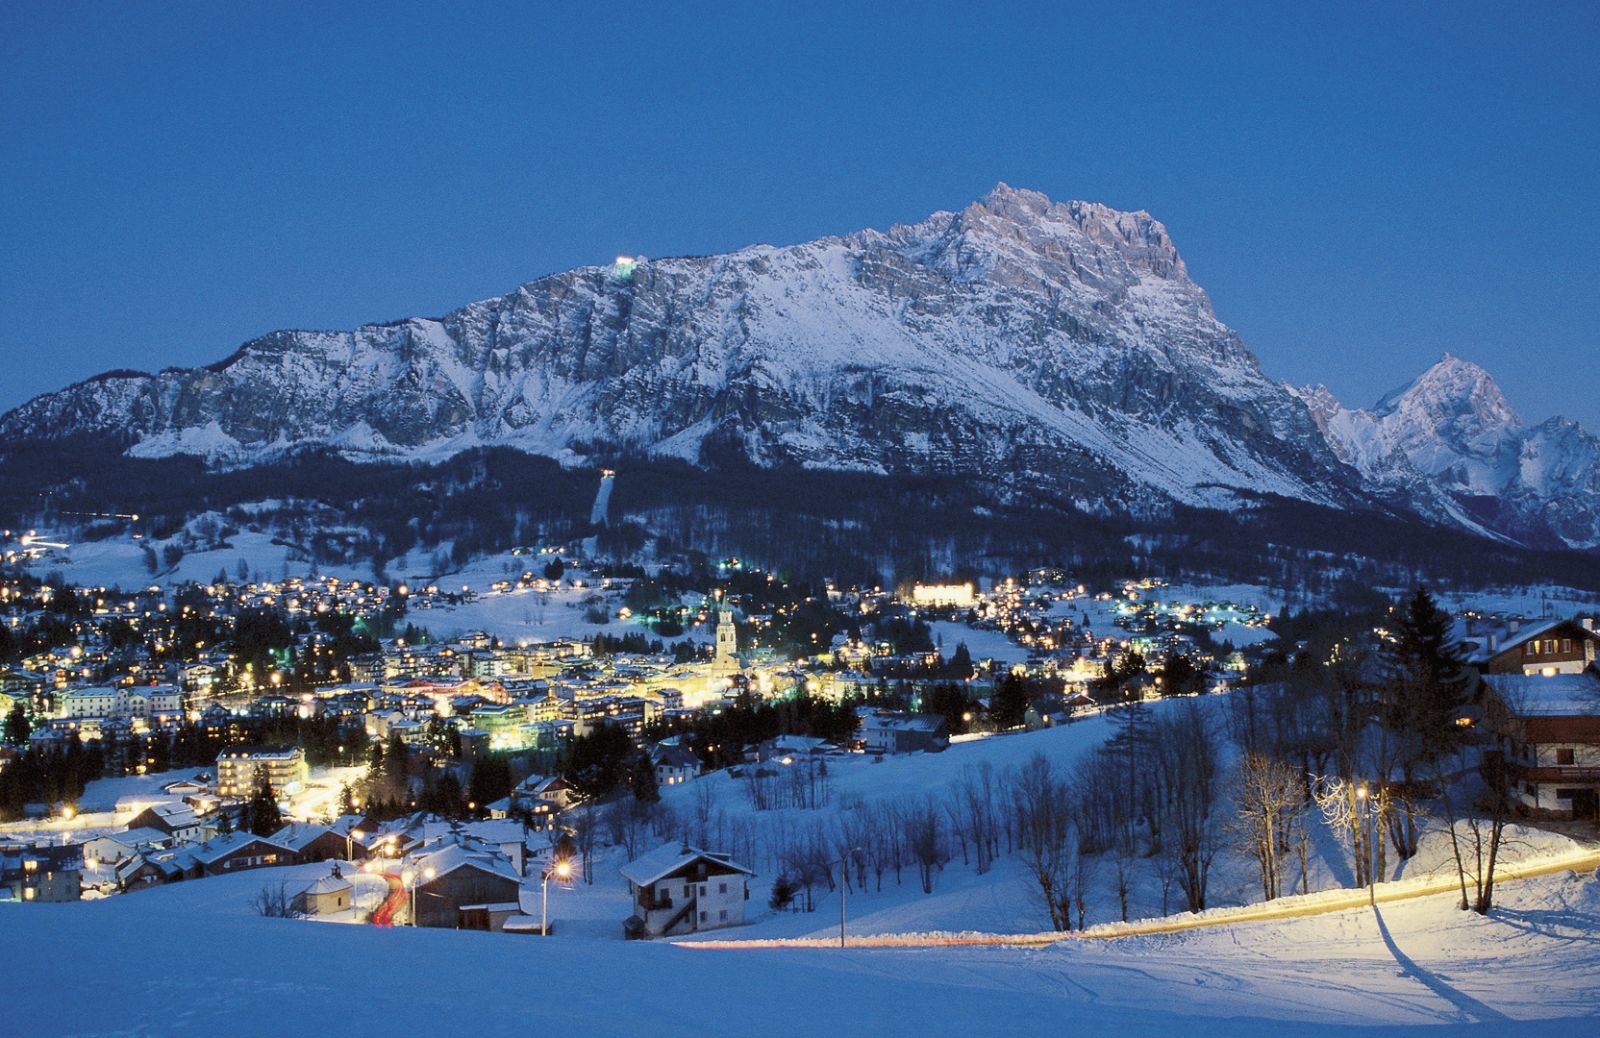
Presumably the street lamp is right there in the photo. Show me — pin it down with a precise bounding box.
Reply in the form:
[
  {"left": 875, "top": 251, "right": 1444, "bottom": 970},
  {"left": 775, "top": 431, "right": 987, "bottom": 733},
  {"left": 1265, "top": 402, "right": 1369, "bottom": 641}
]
[
  {"left": 834, "top": 847, "right": 862, "bottom": 948},
  {"left": 347, "top": 828, "right": 364, "bottom": 862},
  {"left": 542, "top": 858, "right": 573, "bottom": 936},
  {"left": 1356, "top": 784, "right": 1373, "bottom": 891},
  {"left": 404, "top": 866, "right": 436, "bottom": 927}
]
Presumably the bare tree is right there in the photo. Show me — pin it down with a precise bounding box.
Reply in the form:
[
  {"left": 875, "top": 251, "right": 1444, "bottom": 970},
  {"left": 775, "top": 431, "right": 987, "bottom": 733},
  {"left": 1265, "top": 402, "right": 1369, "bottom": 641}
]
[
  {"left": 603, "top": 797, "right": 652, "bottom": 860},
  {"left": 1156, "top": 703, "right": 1218, "bottom": 913},
  {"left": 1014, "top": 753, "right": 1075, "bottom": 930},
  {"left": 952, "top": 763, "right": 1001, "bottom": 876},
  {"left": 568, "top": 801, "right": 599, "bottom": 883},
  {"left": 1313, "top": 775, "right": 1371, "bottom": 889},
  {"left": 905, "top": 796, "right": 948, "bottom": 895},
  {"left": 1231, "top": 752, "right": 1304, "bottom": 901},
  {"left": 252, "top": 881, "right": 304, "bottom": 919}
]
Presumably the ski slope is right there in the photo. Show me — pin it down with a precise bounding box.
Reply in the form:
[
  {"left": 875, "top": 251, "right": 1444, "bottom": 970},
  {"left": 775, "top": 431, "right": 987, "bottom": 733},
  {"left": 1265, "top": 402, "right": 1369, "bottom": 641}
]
[{"left": 5, "top": 860, "right": 1599, "bottom": 1036}]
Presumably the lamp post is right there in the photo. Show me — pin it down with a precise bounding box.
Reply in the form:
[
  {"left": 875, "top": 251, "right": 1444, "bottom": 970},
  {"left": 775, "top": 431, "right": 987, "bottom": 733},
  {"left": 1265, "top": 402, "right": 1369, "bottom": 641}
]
[
  {"left": 403, "top": 866, "right": 435, "bottom": 927},
  {"left": 347, "top": 828, "right": 364, "bottom": 863},
  {"left": 1356, "top": 784, "right": 1372, "bottom": 892},
  {"left": 834, "top": 847, "right": 861, "bottom": 948},
  {"left": 542, "top": 858, "right": 573, "bottom": 936}
]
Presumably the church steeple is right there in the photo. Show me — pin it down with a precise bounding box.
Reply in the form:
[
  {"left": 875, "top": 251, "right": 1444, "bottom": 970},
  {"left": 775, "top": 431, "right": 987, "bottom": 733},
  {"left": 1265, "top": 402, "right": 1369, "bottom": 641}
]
[{"left": 714, "top": 600, "right": 739, "bottom": 673}]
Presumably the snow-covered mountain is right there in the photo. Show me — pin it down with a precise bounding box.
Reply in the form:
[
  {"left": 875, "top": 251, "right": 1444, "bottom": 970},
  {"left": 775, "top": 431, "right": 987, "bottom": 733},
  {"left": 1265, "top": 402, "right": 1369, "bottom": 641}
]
[
  {"left": 3, "top": 184, "right": 1596, "bottom": 549},
  {"left": 1294, "top": 356, "right": 1600, "bottom": 549},
  {"left": 0, "top": 184, "right": 1361, "bottom": 515}
]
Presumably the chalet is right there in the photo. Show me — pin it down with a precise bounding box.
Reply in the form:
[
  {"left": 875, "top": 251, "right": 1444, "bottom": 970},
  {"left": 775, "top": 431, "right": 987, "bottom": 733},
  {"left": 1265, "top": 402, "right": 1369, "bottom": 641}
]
[
  {"left": 621, "top": 844, "right": 752, "bottom": 939},
  {"left": 125, "top": 803, "right": 208, "bottom": 843},
  {"left": 651, "top": 743, "right": 701, "bottom": 787},
  {"left": 117, "top": 848, "right": 202, "bottom": 890},
  {"left": 271, "top": 823, "right": 353, "bottom": 863},
  {"left": 1482, "top": 670, "right": 1600, "bottom": 822},
  {"left": 409, "top": 843, "right": 522, "bottom": 928},
  {"left": 1458, "top": 617, "right": 1600, "bottom": 676},
  {"left": 196, "top": 832, "right": 294, "bottom": 875},
  {"left": 159, "top": 775, "right": 212, "bottom": 797},
  {"left": 856, "top": 709, "right": 949, "bottom": 755},
  {"left": 510, "top": 774, "right": 573, "bottom": 814},
  {"left": 1024, "top": 693, "right": 1075, "bottom": 730},
  {"left": 0, "top": 844, "right": 83, "bottom": 903},
  {"left": 82, "top": 827, "right": 171, "bottom": 869},
  {"left": 456, "top": 819, "right": 532, "bottom": 876}
]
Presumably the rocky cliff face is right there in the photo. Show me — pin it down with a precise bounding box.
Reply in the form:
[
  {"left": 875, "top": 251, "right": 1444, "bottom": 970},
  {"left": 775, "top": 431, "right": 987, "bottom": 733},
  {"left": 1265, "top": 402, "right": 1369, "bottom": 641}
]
[
  {"left": 1293, "top": 356, "right": 1600, "bottom": 549},
  {"left": 0, "top": 184, "right": 1365, "bottom": 516}
]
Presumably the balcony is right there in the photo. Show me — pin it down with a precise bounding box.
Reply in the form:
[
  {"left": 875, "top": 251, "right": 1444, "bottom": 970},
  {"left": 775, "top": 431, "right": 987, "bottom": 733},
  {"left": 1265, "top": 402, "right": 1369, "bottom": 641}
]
[{"left": 1508, "top": 763, "right": 1600, "bottom": 783}]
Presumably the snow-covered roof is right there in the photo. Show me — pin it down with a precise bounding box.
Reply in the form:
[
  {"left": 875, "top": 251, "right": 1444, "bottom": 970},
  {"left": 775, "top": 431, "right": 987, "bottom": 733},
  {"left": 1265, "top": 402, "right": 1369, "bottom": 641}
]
[
  {"left": 459, "top": 819, "right": 528, "bottom": 845},
  {"left": 193, "top": 831, "right": 291, "bottom": 864},
  {"left": 1483, "top": 671, "right": 1600, "bottom": 717},
  {"left": 413, "top": 842, "right": 520, "bottom": 884},
  {"left": 300, "top": 874, "right": 352, "bottom": 896},
  {"left": 270, "top": 823, "right": 334, "bottom": 852},
  {"left": 92, "top": 826, "right": 170, "bottom": 850},
  {"left": 619, "top": 844, "right": 751, "bottom": 889},
  {"left": 1454, "top": 617, "right": 1597, "bottom": 663}
]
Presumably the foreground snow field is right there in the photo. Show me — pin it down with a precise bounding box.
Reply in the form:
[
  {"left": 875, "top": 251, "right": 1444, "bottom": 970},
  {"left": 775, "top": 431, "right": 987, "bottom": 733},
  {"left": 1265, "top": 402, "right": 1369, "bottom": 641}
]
[{"left": 5, "top": 861, "right": 1599, "bottom": 1037}]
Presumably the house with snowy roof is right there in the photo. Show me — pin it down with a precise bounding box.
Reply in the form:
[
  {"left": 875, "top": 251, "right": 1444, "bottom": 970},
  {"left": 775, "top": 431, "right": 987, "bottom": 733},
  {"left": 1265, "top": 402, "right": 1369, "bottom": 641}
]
[
  {"left": 124, "top": 802, "right": 209, "bottom": 843},
  {"left": 621, "top": 844, "right": 752, "bottom": 939},
  {"left": 195, "top": 831, "right": 295, "bottom": 875},
  {"left": 270, "top": 823, "right": 354, "bottom": 864},
  {"left": 407, "top": 841, "right": 523, "bottom": 928},
  {"left": 1, "top": 844, "right": 83, "bottom": 903},
  {"left": 82, "top": 827, "right": 172, "bottom": 870},
  {"left": 651, "top": 742, "right": 701, "bottom": 787},
  {"left": 117, "top": 846, "right": 203, "bottom": 890},
  {"left": 1457, "top": 616, "right": 1600, "bottom": 676},
  {"left": 1482, "top": 669, "right": 1600, "bottom": 822},
  {"left": 855, "top": 708, "right": 949, "bottom": 755},
  {"left": 294, "top": 868, "right": 353, "bottom": 915}
]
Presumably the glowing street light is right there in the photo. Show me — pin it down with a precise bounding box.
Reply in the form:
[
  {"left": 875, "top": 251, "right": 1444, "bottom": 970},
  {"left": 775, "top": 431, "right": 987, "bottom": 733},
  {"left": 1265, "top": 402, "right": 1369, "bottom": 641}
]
[{"left": 542, "top": 858, "right": 574, "bottom": 936}]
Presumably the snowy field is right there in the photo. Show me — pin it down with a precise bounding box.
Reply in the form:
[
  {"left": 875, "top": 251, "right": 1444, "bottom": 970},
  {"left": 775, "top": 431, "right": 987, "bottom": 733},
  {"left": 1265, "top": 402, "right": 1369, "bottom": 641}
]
[
  {"left": 6, "top": 858, "right": 1599, "bottom": 1036},
  {"left": 926, "top": 620, "right": 1030, "bottom": 666},
  {"left": 8, "top": 698, "right": 1600, "bottom": 1034}
]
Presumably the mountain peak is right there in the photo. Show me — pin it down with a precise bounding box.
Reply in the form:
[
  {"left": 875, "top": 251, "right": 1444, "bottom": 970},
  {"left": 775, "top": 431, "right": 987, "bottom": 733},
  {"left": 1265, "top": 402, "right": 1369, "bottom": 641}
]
[{"left": 1375, "top": 353, "right": 1521, "bottom": 429}]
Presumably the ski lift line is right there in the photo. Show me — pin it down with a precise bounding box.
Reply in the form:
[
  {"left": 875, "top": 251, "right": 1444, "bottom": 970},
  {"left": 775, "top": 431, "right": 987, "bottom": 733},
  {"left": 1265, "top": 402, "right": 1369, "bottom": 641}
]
[{"left": 55, "top": 510, "right": 141, "bottom": 520}]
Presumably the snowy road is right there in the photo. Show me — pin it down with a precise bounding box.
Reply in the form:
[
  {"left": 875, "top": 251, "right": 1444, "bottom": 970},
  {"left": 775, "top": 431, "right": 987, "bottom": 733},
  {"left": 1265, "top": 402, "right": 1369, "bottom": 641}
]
[{"left": 682, "top": 843, "right": 1600, "bottom": 949}]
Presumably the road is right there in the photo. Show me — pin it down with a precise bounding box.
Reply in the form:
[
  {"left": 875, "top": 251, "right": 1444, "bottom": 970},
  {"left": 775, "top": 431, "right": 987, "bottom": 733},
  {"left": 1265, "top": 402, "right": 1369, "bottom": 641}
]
[
  {"left": 681, "top": 843, "right": 1600, "bottom": 950},
  {"left": 369, "top": 872, "right": 407, "bottom": 927}
]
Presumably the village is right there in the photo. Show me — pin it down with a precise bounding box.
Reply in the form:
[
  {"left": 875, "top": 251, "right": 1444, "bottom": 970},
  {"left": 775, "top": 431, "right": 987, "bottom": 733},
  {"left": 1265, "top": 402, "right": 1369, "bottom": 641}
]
[{"left": 3, "top": 531, "right": 1599, "bottom": 950}]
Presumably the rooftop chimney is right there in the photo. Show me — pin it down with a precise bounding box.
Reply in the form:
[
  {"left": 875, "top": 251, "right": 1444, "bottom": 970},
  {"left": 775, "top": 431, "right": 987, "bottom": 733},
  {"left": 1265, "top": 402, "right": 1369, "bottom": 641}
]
[
  {"left": 1488, "top": 634, "right": 1499, "bottom": 652},
  {"left": 1507, "top": 619, "right": 1521, "bottom": 635}
]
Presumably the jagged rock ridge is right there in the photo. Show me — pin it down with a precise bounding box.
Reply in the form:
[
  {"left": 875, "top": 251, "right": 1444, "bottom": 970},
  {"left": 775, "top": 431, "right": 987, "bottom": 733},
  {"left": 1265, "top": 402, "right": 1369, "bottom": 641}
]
[{"left": 1294, "top": 355, "right": 1600, "bottom": 549}]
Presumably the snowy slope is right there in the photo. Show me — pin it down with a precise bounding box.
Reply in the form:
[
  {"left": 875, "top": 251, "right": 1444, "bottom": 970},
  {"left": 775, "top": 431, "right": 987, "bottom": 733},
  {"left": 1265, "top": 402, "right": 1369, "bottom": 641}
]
[{"left": 6, "top": 856, "right": 1598, "bottom": 1035}]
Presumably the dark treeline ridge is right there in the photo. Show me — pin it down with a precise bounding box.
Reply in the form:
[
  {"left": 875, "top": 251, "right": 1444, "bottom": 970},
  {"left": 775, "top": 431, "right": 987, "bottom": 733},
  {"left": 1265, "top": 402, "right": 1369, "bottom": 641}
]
[{"left": 3, "top": 437, "right": 1597, "bottom": 594}]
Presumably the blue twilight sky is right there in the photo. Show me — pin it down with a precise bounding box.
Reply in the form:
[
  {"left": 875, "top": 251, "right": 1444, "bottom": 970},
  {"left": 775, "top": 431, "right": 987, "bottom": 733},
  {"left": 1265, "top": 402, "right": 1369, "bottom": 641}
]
[{"left": 3, "top": 2, "right": 1597, "bottom": 430}]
